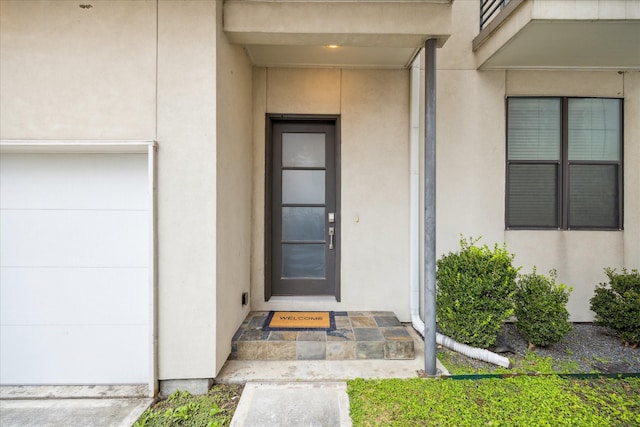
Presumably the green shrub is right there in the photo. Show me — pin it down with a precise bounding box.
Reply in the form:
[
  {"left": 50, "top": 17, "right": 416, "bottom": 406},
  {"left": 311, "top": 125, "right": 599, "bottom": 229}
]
[
  {"left": 590, "top": 268, "right": 640, "bottom": 348},
  {"left": 514, "top": 268, "right": 572, "bottom": 348},
  {"left": 436, "top": 236, "right": 519, "bottom": 349}
]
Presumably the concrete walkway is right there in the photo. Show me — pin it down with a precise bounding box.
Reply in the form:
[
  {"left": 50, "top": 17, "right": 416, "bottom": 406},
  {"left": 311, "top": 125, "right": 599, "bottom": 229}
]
[
  {"left": 0, "top": 399, "right": 152, "bottom": 427},
  {"left": 0, "top": 386, "right": 152, "bottom": 427},
  {"left": 225, "top": 327, "right": 448, "bottom": 426},
  {"left": 231, "top": 382, "right": 352, "bottom": 427}
]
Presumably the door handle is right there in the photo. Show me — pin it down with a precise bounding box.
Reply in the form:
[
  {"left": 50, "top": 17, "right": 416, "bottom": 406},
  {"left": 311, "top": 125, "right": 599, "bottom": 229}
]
[{"left": 328, "top": 227, "right": 335, "bottom": 250}]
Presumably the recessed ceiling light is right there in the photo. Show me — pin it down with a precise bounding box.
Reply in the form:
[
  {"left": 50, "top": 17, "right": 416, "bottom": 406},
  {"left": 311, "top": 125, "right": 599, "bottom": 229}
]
[{"left": 326, "top": 45, "right": 340, "bottom": 49}]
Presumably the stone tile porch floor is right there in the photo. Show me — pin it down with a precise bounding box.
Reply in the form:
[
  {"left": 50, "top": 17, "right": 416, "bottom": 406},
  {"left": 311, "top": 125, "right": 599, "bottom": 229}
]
[
  {"left": 230, "top": 311, "right": 414, "bottom": 361},
  {"left": 219, "top": 314, "right": 448, "bottom": 383}
]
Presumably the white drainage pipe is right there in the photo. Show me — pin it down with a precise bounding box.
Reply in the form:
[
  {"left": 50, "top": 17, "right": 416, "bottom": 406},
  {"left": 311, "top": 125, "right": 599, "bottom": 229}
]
[
  {"left": 410, "top": 314, "right": 511, "bottom": 369},
  {"left": 436, "top": 331, "right": 511, "bottom": 369},
  {"left": 409, "top": 56, "right": 510, "bottom": 370}
]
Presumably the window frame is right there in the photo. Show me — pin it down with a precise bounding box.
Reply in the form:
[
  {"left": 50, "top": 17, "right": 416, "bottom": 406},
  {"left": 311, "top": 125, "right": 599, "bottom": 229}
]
[{"left": 505, "top": 96, "right": 623, "bottom": 231}]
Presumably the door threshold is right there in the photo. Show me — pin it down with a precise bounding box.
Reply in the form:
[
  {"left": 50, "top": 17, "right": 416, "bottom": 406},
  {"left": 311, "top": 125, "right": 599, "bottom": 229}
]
[{"left": 268, "top": 296, "right": 338, "bottom": 302}]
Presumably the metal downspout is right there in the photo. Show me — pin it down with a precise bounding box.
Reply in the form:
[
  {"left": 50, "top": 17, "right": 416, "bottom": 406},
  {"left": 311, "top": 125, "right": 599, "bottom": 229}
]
[
  {"left": 410, "top": 43, "right": 510, "bottom": 370},
  {"left": 423, "top": 38, "right": 438, "bottom": 376},
  {"left": 409, "top": 54, "right": 422, "bottom": 336}
]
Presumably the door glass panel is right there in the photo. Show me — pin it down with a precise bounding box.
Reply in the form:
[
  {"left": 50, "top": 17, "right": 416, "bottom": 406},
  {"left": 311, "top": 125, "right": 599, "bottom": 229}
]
[
  {"left": 282, "top": 244, "right": 325, "bottom": 278},
  {"left": 282, "top": 133, "right": 325, "bottom": 167},
  {"left": 282, "top": 170, "right": 325, "bottom": 204},
  {"left": 282, "top": 207, "right": 325, "bottom": 241}
]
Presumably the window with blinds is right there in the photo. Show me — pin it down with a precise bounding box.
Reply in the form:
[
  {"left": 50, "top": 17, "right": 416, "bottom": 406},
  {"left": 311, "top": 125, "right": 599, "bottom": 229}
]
[{"left": 506, "top": 97, "right": 622, "bottom": 230}]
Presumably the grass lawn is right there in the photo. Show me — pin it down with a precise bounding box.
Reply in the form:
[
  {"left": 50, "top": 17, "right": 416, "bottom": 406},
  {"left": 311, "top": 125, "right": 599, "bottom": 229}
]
[
  {"left": 136, "top": 376, "right": 639, "bottom": 427},
  {"left": 349, "top": 351, "right": 640, "bottom": 426},
  {"left": 134, "top": 385, "right": 243, "bottom": 427},
  {"left": 134, "top": 351, "right": 639, "bottom": 427},
  {"left": 347, "top": 376, "right": 640, "bottom": 427}
]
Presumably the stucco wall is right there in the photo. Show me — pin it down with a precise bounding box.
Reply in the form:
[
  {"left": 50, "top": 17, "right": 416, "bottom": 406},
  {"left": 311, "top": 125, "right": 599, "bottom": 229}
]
[
  {"left": 251, "top": 68, "right": 412, "bottom": 320},
  {"left": 214, "top": 1, "right": 253, "bottom": 374},
  {"left": 3, "top": 0, "right": 637, "bottom": 385},
  {"left": 1, "top": 0, "right": 224, "bottom": 382},
  {"left": 622, "top": 71, "right": 640, "bottom": 269},
  {"left": 503, "top": 70, "right": 635, "bottom": 321},
  {"left": 0, "top": 0, "right": 156, "bottom": 139},
  {"left": 156, "top": 1, "right": 218, "bottom": 380},
  {"left": 434, "top": 0, "right": 639, "bottom": 321}
]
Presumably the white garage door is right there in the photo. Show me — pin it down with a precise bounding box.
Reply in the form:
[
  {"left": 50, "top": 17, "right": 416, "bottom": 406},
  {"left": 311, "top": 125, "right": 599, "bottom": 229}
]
[{"left": 0, "top": 153, "right": 150, "bottom": 385}]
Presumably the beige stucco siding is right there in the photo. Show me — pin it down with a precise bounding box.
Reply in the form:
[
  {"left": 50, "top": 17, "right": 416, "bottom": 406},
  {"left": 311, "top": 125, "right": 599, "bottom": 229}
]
[
  {"left": 251, "top": 67, "right": 411, "bottom": 320},
  {"left": 1, "top": 0, "right": 253, "bottom": 382},
  {"left": 435, "top": 69, "right": 507, "bottom": 250},
  {"left": 341, "top": 69, "right": 410, "bottom": 318},
  {"left": 2, "top": 0, "right": 638, "bottom": 385},
  {"left": 504, "top": 231, "right": 624, "bottom": 321},
  {"left": 435, "top": 0, "right": 509, "bottom": 257},
  {"left": 624, "top": 71, "right": 640, "bottom": 269},
  {"left": 502, "top": 70, "right": 635, "bottom": 321},
  {"left": 156, "top": 1, "right": 218, "bottom": 379},
  {"left": 433, "top": 0, "right": 639, "bottom": 322},
  {"left": 267, "top": 68, "right": 342, "bottom": 114},
  {"left": 0, "top": 0, "right": 156, "bottom": 139},
  {"left": 215, "top": 1, "right": 253, "bottom": 374},
  {"left": 0, "top": 0, "right": 222, "bottom": 383}
]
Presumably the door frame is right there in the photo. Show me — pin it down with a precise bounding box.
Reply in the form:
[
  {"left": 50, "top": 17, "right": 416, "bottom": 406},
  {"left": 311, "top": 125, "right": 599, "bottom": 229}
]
[{"left": 264, "top": 114, "right": 341, "bottom": 301}]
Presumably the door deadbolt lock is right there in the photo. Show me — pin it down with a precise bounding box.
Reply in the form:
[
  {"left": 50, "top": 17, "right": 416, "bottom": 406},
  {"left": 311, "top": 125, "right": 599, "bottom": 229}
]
[{"left": 328, "top": 212, "right": 335, "bottom": 223}]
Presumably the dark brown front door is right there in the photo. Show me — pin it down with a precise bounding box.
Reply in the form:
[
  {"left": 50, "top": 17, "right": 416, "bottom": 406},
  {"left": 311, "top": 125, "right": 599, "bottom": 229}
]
[{"left": 266, "top": 116, "right": 340, "bottom": 299}]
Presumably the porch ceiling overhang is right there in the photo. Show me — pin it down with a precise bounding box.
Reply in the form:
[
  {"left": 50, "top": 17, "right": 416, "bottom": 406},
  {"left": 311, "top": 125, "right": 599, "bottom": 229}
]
[
  {"left": 474, "top": 0, "right": 640, "bottom": 70},
  {"left": 223, "top": 0, "right": 452, "bottom": 68}
]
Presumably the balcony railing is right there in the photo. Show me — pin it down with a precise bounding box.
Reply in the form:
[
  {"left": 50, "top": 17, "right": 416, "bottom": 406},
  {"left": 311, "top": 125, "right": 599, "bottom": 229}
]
[{"left": 480, "top": 0, "right": 510, "bottom": 31}]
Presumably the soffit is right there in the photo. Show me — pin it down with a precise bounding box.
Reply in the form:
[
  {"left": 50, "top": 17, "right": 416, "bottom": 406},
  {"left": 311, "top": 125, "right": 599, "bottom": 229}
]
[
  {"left": 478, "top": 20, "right": 640, "bottom": 70},
  {"left": 244, "top": 45, "right": 420, "bottom": 69},
  {"left": 223, "top": 0, "right": 452, "bottom": 68}
]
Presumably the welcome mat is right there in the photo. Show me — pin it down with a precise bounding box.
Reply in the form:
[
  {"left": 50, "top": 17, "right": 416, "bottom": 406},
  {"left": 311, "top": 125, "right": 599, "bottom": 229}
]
[{"left": 262, "top": 311, "right": 336, "bottom": 331}]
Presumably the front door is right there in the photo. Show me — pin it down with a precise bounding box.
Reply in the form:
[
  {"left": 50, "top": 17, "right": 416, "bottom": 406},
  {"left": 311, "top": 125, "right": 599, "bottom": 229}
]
[{"left": 267, "top": 116, "right": 340, "bottom": 299}]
